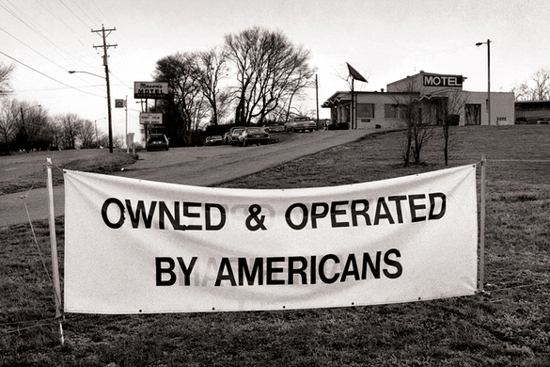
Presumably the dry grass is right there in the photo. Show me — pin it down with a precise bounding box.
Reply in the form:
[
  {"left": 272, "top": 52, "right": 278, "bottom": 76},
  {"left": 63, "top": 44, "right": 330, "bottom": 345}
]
[
  {"left": 1, "top": 125, "right": 549, "bottom": 366},
  {"left": 0, "top": 151, "right": 137, "bottom": 195}
]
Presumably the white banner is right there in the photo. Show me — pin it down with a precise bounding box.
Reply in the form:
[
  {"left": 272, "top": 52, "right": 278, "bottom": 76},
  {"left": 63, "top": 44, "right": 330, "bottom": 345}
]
[{"left": 64, "top": 165, "right": 478, "bottom": 314}]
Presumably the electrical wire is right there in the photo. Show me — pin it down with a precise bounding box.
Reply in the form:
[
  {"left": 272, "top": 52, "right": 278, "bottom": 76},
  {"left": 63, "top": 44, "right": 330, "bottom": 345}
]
[
  {"left": 0, "top": 50, "right": 105, "bottom": 98},
  {"left": 0, "top": 26, "right": 70, "bottom": 74},
  {"left": 68, "top": 0, "right": 99, "bottom": 26},
  {"left": 57, "top": 0, "right": 93, "bottom": 29},
  {"left": 1, "top": 0, "right": 95, "bottom": 72},
  {"left": 0, "top": 25, "right": 104, "bottom": 93},
  {"left": 34, "top": 0, "right": 95, "bottom": 49}
]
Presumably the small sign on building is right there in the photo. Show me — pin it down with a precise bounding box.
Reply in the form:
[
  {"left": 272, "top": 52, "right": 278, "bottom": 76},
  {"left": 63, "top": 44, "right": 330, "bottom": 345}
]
[
  {"left": 140, "top": 113, "right": 163, "bottom": 125},
  {"left": 134, "top": 81, "right": 169, "bottom": 99}
]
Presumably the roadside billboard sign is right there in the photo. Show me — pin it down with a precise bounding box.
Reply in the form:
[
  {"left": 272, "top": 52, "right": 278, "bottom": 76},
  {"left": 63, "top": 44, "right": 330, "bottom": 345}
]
[{"left": 134, "top": 81, "right": 169, "bottom": 99}]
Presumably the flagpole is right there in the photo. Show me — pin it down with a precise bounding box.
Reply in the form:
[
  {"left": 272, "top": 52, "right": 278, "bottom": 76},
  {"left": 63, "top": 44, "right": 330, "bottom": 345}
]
[
  {"left": 350, "top": 76, "right": 356, "bottom": 130},
  {"left": 46, "top": 158, "right": 64, "bottom": 345},
  {"left": 479, "top": 154, "right": 486, "bottom": 292},
  {"left": 346, "top": 62, "right": 367, "bottom": 130}
]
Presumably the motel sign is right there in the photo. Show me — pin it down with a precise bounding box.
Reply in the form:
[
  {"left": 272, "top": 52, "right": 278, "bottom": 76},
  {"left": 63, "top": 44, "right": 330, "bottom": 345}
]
[
  {"left": 134, "top": 81, "right": 169, "bottom": 99},
  {"left": 423, "top": 74, "right": 463, "bottom": 88}
]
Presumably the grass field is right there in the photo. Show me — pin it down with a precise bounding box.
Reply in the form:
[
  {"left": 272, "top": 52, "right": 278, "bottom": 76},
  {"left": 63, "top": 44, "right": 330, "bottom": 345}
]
[
  {"left": 0, "top": 150, "right": 137, "bottom": 195},
  {"left": 1, "top": 125, "right": 549, "bottom": 366}
]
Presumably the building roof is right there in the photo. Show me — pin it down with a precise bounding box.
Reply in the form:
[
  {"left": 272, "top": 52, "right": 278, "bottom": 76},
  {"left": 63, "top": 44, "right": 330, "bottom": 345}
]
[
  {"left": 515, "top": 100, "right": 550, "bottom": 110},
  {"left": 321, "top": 90, "right": 419, "bottom": 108}
]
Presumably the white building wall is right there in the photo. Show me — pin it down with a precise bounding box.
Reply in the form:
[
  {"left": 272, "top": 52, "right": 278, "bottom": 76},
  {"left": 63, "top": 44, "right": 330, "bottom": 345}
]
[
  {"left": 466, "top": 92, "right": 515, "bottom": 126},
  {"left": 355, "top": 92, "right": 400, "bottom": 129},
  {"left": 323, "top": 88, "right": 515, "bottom": 129}
]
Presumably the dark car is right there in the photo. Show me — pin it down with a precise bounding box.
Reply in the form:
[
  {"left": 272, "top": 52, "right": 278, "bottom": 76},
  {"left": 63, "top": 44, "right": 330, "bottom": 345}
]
[
  {"left": 515, "top": 117, "right": 528, "bottom": 124},
  {"left": 146, "top": 134, "right": 169, "bottom": 151},
  {"left": 238, "top": 127, "right": 270, "bottom": 146},
  {"left": 285, "top": 116, "right": 318, "bottom": 133},
  {"left": 204, "top": 135, "right": 223, "bottom": 146}
]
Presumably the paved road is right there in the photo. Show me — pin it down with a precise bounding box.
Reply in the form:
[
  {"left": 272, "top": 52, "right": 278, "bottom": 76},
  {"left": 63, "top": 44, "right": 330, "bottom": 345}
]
[{"left": 0, "top": 129, "right": 375, "bottom": 229}]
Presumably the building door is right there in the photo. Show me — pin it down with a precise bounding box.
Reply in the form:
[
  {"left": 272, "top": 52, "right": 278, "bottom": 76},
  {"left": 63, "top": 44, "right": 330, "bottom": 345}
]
[{"left": 465, "top": 104, "right": 481, "bottom": 125}]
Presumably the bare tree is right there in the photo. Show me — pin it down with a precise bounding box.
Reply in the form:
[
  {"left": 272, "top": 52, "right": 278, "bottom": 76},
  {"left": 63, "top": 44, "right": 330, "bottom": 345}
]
[
  {"left": 2, "top": 100, "right": 50, "bottom": 151},
  {"left": 391, "top": 80, "right": 435, "bottom": 167},
  {"left": 513, "top": 68, "right": 550, "bottom": 101},
  {"left": 225, "top": 27, "right": 316, "bottom": 126},
  {"left": 0, "top": 63, "right": 14, "bottom": 97},
  {"left": 0, "top": 99, "right": 18, "bottom": 151},
  {"left": 282, "top": 55, "right": 316, "bottom": 122},
  {"left": 79, "top": 120, "right": 97, "bottom": 148},
  {"left": 438, "top": 89, "right": 467, "bottom": 165},
  {"left": 49, "top": 119, "right": 64, "bottom": 150},
  {"left": 194, "top": 47, "right": 231, "bottom": 125},
  {"left": 58, "top": 113, "right": 82, "bottom": 149},
  {"left": 153, "top": 52, "right": 205, "bottom": 145}
]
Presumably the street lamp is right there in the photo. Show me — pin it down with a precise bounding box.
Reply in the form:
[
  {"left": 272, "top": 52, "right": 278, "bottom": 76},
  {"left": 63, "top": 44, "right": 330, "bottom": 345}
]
[
  {"left": 476, "top": 39, "right": 491, "bottom": 126},
  {"left": 68, "top": 70, "right": 104, "bottom": 79},
  {"left": 68, "top": 70, "right": 113, "bottom": 153}
]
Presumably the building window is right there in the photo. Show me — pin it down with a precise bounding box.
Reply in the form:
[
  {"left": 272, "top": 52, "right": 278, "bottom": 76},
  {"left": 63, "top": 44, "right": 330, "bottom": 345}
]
[
  {"left": 357, "top": 103, "right": 375, "bottom": 118},
  {"left": 385, "top": 104, "right": 399, "bottom": 118}
]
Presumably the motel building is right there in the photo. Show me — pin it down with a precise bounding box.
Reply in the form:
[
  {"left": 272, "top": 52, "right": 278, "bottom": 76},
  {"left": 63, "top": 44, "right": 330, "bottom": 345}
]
[{"left": 321, "top": 71, "right": 515, "bottom": 129}]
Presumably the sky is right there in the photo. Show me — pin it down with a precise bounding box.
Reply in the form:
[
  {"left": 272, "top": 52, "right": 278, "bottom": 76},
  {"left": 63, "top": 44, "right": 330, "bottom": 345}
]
[{"left": 2, "top": 0, "right": 550, "bottom": 137}]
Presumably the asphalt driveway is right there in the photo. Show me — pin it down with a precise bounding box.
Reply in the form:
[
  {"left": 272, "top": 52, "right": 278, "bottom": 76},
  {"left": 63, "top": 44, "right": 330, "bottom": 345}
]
[{"left": 0, "top": 129, "right": 376, "bottom": 229}]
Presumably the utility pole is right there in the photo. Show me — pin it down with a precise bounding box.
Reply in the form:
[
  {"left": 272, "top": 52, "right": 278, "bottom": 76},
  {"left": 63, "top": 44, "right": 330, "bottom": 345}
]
[
  {"left": 125, "top": 95, "right": 129, "bottom": 154},
  {"left": 487, "top": 39, "right": 491, "bottom": 126},
  {"left": 315, "top": 74, "right": 320, "bottom": 130},
  {"left": 92, "top": 25, "right": 117, "bottom": 153},
  {"left": 94, "top": 120, "right": 99, "bottom": 148}
]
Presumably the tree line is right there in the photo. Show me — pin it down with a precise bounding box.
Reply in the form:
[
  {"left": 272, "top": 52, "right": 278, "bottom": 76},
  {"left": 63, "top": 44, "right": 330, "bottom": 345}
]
[
  {"left": 150, "top": 26, "right": 316, "bottom": 146},
  {"left": 513, "top": 68, "right": 550, "bottom": 101},
  {"left": 0, "top": 98, "right": 121, "bottom": 153},
  {"left": 0, "top": 26, "right": 316, "bottom": 152}
]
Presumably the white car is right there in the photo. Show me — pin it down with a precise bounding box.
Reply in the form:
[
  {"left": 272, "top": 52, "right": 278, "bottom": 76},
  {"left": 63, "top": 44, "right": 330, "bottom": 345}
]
[{"left": 284, "top": 117, "right": 318, "bottom": 133}]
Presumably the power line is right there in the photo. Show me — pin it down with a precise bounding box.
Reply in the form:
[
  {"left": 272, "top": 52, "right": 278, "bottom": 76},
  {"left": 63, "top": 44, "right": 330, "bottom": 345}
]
[
  {"left": 89, "top": 0, "right": 111, "bottom": 24},
  {"left": 68, "top": 0, "right": 99, "bottom": 26},
  {"left": 0, "top": 26, "right": 69, "bottom": 73},
  {"left": 57, "top": 0, "right": 92, "bottom": 29},
  {"left": 34, "top": 0, "right": 94, "bottom": 48},
  {"left": 0, "top": 1, "right": 94, "bottom": 73},
  {"left": 0, "top": 25, "right": 105, "bottom": 94},
  {"left": 0, "top": 49, "right": 105, "bottom": 98}
]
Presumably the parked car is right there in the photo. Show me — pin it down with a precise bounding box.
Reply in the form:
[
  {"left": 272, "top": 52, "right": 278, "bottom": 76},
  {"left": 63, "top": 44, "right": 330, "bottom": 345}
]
[
  {"left": 223, "top": 131, "right": 231, "bottom": 144},
  {"left": 204, "top": 135, "right": 223, "bottom": 146},
  {"left": 238, "top": 127, "right": 270, "bottom": 146},
  {"left": 537, "top": 118, "right": 550, "bottom": 124},
  {"left": 229, "top": 128, "right": 246, "bottom": 145},
  {"left": 515, "top": 117, "right": 528, "bottom": 124},
  {"left": 146, "top": 134, "right": 169, "bottom": 151},
  {"left": 223, "top": 126, "right": 245, "bottom": 144},
  {"left": 265, "top": 124, "right": 286, "bottom": 133},
  {"left": 285, "top": 116, "right": 318, "bottom": 133}
]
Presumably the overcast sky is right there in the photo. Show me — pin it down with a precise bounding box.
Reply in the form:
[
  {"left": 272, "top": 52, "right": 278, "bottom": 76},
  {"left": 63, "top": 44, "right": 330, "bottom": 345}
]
[{"left": 2, "top": 0, "right": 549, "bottom": 136}]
